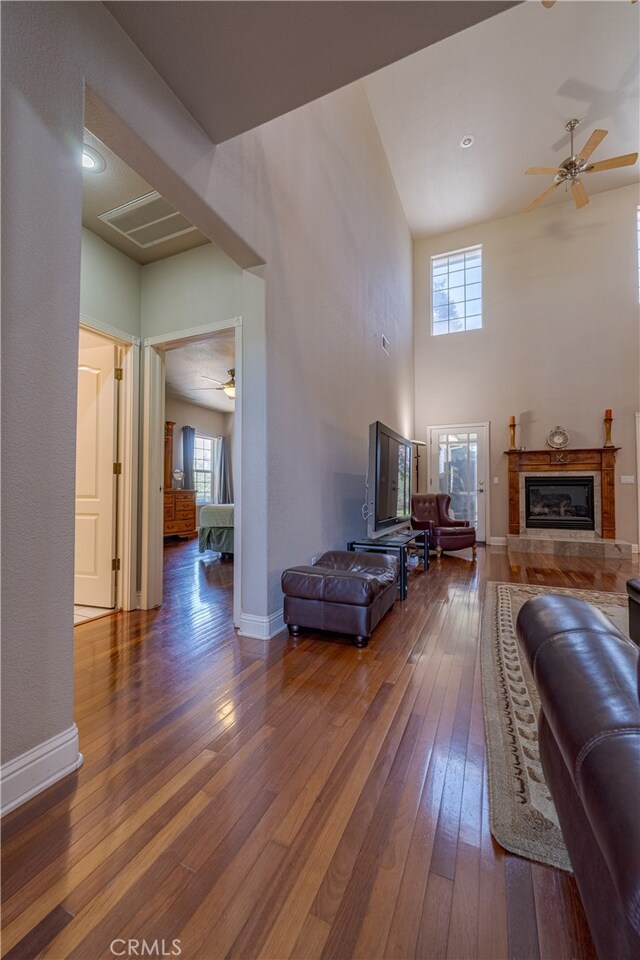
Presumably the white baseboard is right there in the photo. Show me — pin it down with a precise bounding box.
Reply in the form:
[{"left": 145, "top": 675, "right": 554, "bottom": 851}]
[
  {"left": 1, "top": 724, "right": 83, "bottom": 817},
  {"left": 238, "top": 609, "right": 285, "bottom": 640}
]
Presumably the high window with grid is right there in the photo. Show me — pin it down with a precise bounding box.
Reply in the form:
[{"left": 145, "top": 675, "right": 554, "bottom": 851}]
[{"left": 431, "top": 245, "right": 482, "bottom": 336}]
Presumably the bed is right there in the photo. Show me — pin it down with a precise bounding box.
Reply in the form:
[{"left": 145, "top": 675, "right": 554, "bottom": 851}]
[{"left": 198, "top": 504, "right": 234, "bottom": 556}]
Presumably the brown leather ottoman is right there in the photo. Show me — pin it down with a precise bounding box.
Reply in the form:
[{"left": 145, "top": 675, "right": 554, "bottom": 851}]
[{"left": 281, "top": 550, "right": 399, "bottom": 647}]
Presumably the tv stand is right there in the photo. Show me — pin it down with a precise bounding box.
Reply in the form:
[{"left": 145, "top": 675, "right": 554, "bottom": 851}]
[{"left": 347, "top": 530, "right": 429, "bottom": 600}]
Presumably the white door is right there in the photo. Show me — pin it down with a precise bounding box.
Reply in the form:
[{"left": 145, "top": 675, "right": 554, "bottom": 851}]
[
  {"left": 75, "top": 337, "right": 119, "bottom": 607},
  {"left": 427, "top": 423, "right": 489, "bottom": 542}
]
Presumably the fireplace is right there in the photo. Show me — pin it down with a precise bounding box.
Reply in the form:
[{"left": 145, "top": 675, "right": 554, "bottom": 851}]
[
  {"left": 505, "top": 447, "right": 618, "bottom": 539},
  {"left": 525, "top": 476, "right": 595, "bottom": 531},
  {"left": 503, "top": 447, "right": 628, "bottom": 557}
]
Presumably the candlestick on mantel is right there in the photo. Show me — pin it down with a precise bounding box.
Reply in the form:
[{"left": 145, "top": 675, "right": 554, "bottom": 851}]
[
  {"left": 508, "top": 416, "right": 517, "bottom": 450},
  {"left": 603, "top": 410, "right": 614, "bottom": 448}
]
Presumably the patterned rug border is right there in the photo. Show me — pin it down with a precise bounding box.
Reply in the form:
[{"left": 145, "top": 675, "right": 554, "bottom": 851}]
[{"left": 480, "top": 581, "right": 628, "bottom": 873}]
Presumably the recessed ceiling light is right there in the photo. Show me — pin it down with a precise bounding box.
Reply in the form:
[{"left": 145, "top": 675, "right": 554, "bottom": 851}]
[
  {"left": 460, "top": 135, "right": 475, "bottom": 149},
  {"left": 82, "top": 145, "right": 105, "bottom": 173}
]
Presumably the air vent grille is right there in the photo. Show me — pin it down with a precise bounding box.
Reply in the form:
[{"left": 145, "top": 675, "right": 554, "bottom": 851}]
[{"left": 98, "top": 192, "right": 197, "bottom": 249}]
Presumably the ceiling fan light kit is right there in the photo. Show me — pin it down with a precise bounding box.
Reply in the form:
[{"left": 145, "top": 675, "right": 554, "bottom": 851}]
[
  {"left": 200, "top": 368, "right": 236, "bottom": 400},
  {"left": 523, "top": 118, "right": 638, "bottom": 213}
]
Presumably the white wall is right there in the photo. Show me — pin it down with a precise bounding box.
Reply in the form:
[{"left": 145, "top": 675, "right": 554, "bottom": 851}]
[
  {"left": 141, "top": 243, "right": 242, "bottom": 338},
  {"left": 80, "top": 227, "right": 141, "bottom": 338},
  {"left": 414, "top": 183, "right": 640, "bottom": 544},
  {"left": 236, "top": 89, "right": 414, "bottom": 610},
  {"left": 1, "top": 1, "right": 413, "bottom": 776}
]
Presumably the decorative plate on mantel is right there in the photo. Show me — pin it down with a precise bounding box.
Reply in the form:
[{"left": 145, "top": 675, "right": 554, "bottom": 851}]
[{"left": 546, "top": 426, "right": 570, "bottom": 449}]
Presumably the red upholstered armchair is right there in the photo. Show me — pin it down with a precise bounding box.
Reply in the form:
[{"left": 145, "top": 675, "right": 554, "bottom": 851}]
[{"left": 411, "top": 493, "right": 477, "bottom": 560}]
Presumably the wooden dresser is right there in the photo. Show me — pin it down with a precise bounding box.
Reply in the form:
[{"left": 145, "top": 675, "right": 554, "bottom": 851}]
[
  {"left": 163, "top": 489, "right": 196, "bottom": 537},
  {"left": 163, "top": 420, "right": 196, "bottom": 538}
]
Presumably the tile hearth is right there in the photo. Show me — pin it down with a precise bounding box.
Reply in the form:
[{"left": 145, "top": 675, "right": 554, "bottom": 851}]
[{"left": 506, "top": 533, "right": 632, "bottom": 559}]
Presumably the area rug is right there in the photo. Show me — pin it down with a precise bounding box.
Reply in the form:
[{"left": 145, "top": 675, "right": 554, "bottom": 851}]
[{"left": 481, "top": 581, "right": 628, "bottom": 872}]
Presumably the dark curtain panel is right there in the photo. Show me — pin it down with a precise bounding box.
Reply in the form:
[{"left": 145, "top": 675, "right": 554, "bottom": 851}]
[
  {"left": 218, "top": 437, "right": 233, "bottom": 503},
  {"left": 182, "top": 426, "right": 195, "bottom": 490}
]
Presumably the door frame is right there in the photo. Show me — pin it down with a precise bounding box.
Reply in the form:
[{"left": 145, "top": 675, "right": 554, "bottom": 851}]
[
  {"left": 141, "top": 317, "right": 242, "bottom": 626},
  {"left": 426, "top": 421, "right": 491, "bottom": 543},
  {"left": 79, "top": 316, "right": 139, "bottom": 611},
  {"left": 636, "top": 411, "right": 640, "bottom": 552}
]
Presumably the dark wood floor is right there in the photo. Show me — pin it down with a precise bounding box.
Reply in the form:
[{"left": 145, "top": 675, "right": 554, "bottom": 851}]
[{"left": 2, "top": 541, "right": 638, "bottom": 960}]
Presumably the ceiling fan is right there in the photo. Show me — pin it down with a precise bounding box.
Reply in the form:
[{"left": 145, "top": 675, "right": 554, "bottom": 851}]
[
  {"left": 197, "top": 368, "right": 236, "bottom": 399},
  {"left": 523, "top": 119, "right": 638, "bottom": 213}
]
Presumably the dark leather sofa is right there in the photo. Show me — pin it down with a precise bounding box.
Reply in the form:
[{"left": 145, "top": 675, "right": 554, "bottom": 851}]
[
  {"left": 281, "top": 550, "right": 399, "bottom": 647},
  {"left": 516, "top": 594, "right": 640, "bottom": 960}
]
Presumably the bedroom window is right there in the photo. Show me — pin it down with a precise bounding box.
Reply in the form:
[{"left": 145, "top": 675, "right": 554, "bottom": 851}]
[
  {"left": 431, "top": 244, "right": 482, "bottom": 335},
  {"left": 193, "top": 434, "right": 222, "bottom": 504}
]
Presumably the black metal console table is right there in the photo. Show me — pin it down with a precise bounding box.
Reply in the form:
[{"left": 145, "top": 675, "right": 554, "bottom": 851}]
[{"left": 347, "top": 529, "right": 429, "bottom": 601}]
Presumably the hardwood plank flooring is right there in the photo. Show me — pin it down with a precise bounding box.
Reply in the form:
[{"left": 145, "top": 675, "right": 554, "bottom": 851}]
[{"left": 2, "top": 540, "right": 637, "bottom": 959}]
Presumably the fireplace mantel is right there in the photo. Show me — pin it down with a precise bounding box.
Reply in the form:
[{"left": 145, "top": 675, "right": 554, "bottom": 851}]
[{"left": 504, "top": 448, "right": 620, "bottom": 539}]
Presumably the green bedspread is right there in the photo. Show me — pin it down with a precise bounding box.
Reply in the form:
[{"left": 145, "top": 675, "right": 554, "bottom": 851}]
[{"left": 199, "top": 504, "right": 234, "bottom": 555}]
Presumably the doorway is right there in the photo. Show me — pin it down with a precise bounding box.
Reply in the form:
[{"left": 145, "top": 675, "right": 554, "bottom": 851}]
[
  {"left": 427, "top": 422, "right": 490, "bottom": 542},
  {"left": 142, "top": 319, "right": 242, "bottom": 628}
]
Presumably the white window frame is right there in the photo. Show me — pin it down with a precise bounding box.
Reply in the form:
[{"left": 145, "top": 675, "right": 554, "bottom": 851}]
[
  {"left": 193, "top": 434, "right": 221, "bottom": 505},
  {"left": 431, "top": 244, "right": 483, "bottom": 336}
]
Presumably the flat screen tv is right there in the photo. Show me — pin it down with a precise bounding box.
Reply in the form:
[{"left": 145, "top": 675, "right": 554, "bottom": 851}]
[{"left": 366, "top": 421, "right": 412, "bottom": 539}]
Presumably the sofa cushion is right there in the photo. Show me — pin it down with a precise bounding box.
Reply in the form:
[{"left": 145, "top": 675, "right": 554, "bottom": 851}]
[
  {"left": 281, "top": 550, "right": 398, "bottom": 606},
  {"left": 435, "top": 526, "right": 474, "bottom": 537}
]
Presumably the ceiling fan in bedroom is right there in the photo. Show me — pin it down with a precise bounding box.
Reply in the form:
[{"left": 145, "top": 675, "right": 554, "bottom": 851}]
[
  {"left": 523, "top": 119, "right": 638, "bottom": 213},
  {"left": 196, "top": 368, "right": 236, "bottom": 399}
]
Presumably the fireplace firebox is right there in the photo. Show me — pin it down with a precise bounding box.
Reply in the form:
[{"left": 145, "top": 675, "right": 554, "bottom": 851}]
[{"left": 525, "top": 476, "right": 595, "bottom": 531}]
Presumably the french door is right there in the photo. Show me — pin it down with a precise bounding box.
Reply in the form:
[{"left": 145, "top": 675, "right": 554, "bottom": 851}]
[{"left": 427, "top": 422, "right": 490, "bottom": 542}]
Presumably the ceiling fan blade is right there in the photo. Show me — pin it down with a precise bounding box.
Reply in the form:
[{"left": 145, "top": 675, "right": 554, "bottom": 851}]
[
  {"left": 201, "top": 375, "right": 224, "bottom": 384},
  {"left": 523, "top": 181, "right": 560, "bottom": 213},
  {"left": 525, "top": 167, "right": 559, "bottom": 175},
  {"left": 577, "top": 129, "right": 607, "bottom": 163},
  {"left": 584, "top": 152, "right": 638, "bottom": 172},
  {"left": 571, "top": 180, "right": 590, "bottom": 209}
]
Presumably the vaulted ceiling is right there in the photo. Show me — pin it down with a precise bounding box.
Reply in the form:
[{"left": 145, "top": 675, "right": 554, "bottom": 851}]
[
  {"left": 104, "top": 1, "right": 519, "bottom": 143},
  {"left": 88, "top": 0, "right": 638, "bottom": 410},
  {"left": 364, "top": 0, "right": 639, "bottom": 235},
  {"left": 100, "top": 0, "right": 638, "bottom": 239}
]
